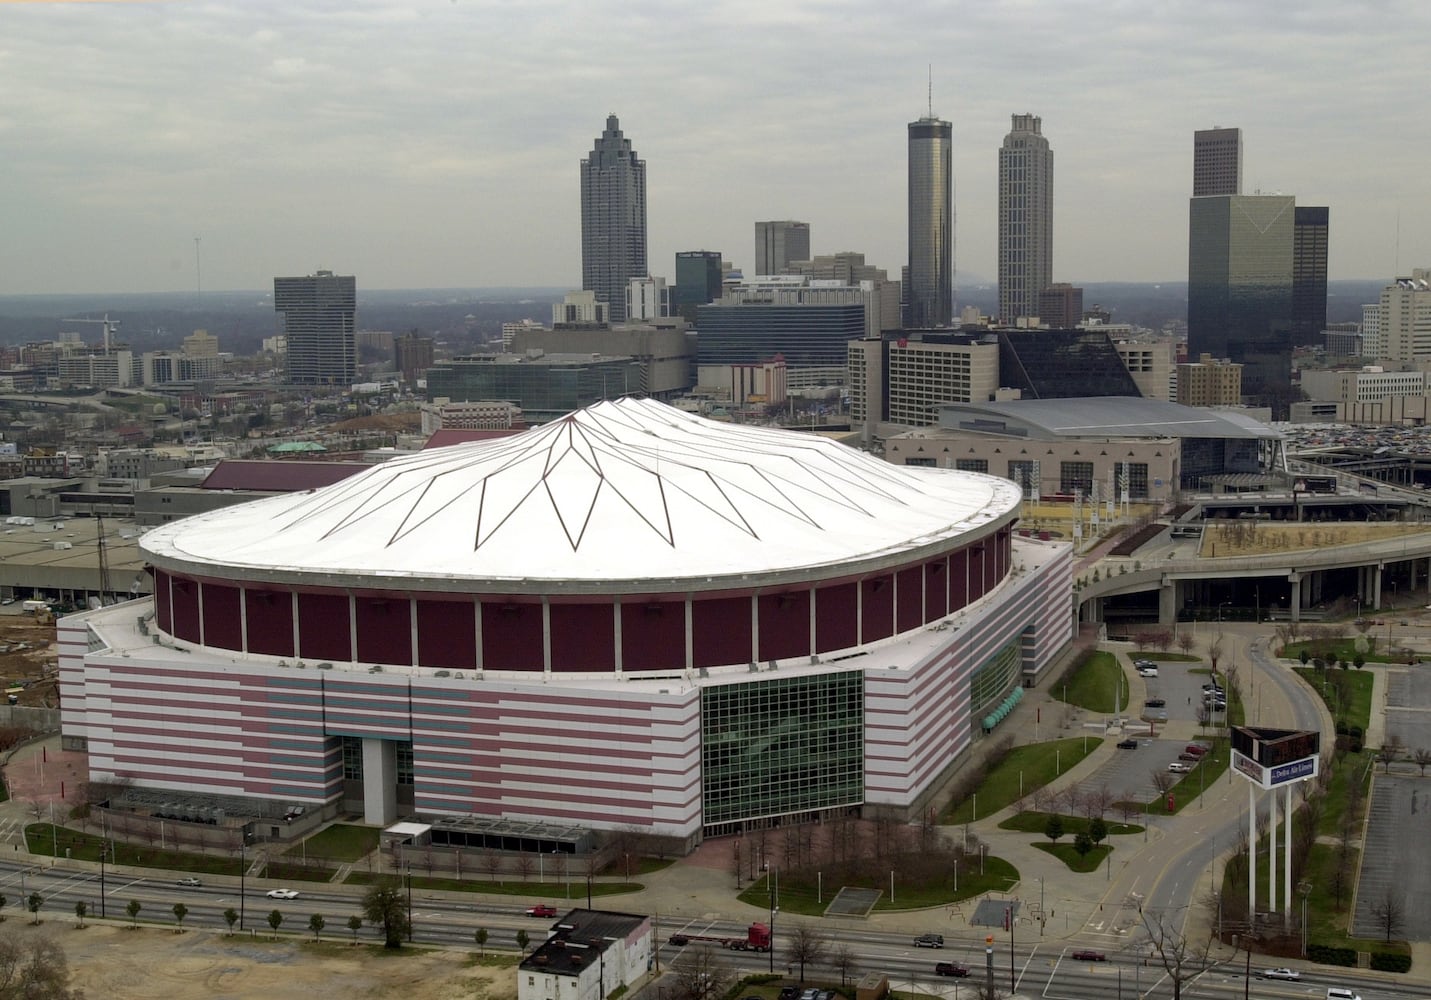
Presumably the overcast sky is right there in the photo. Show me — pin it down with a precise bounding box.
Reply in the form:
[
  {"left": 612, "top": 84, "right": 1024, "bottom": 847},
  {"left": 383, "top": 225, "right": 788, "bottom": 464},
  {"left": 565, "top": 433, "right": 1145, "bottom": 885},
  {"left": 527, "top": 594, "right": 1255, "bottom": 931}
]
[{"left": 2, "top": 0, "right": 1427, "bottom": 296}]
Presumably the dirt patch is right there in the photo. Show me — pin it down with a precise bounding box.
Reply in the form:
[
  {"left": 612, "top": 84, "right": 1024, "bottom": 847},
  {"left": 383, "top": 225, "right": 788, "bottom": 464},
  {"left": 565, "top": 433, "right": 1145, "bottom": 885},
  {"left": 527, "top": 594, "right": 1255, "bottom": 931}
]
[
  {"left": 41, "top": 922, "right": 515, "bottom": 1000},
  {"left": 1202, "top": 522, "right": 1431, "bottom": 556},
  {"left": 0, "top": 615, "right": 59, "bottom": 708}
]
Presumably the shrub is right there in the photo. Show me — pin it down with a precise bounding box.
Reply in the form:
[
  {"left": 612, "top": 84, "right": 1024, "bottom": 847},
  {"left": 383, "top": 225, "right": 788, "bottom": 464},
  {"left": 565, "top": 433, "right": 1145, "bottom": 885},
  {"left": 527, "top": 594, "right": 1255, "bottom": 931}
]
[
  {"left": 1306, "top": 943, "right": 1357, "bottom": 967},
  {"left": 1370, "top": 952, "right": 1411, "bottom": 973}
]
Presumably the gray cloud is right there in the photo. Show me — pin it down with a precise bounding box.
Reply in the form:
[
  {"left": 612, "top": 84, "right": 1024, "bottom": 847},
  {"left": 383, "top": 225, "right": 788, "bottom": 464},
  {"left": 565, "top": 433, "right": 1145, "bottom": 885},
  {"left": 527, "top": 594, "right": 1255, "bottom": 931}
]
[{"left": 0, "top": 0, "right": 1426, "bottom": 294}]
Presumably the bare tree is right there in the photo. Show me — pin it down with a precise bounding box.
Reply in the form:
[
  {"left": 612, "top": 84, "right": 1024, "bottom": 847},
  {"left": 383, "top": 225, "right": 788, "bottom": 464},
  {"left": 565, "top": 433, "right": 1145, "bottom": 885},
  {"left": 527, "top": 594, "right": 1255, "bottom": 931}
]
[
  {"left": 784, "top": 924, "right": 828, "bottom": 983},
  {"left": 1414, "top": 748, "right": 1431, "bottom": 777},
  {"left": 1208, "top": 634, "right": 1224, "bottom": 674},
  {"left": 1141, "top": 907, "right": 1215, "bottom": 999},
  {"left": 1379, "top": 735, "right": 1405, "bottom": 773},
  {"left": 831, "top": 942, "right": 859, "bottom": 988},
  {"left": 480, "top": 850, "right": 502, "bottom": 885},
  {"left": 1369, "top": 886, "right": 1406, "bottom": 944},
  {"left": 1150, "top": 769, "right": 1176, "bottom": 798},
  {"left": 514, "top": 854, "right": 536, "bottom": 882},
  {"left": 671, "top": 945, "right": 732, "bottom": 1000},
  {"left": 0, "top": 933, "right": 82, "bottom": 999}
]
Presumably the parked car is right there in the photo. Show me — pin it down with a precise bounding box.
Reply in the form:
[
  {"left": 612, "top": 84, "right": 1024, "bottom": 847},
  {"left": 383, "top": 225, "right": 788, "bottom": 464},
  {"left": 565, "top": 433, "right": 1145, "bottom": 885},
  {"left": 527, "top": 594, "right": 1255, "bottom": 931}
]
[
  {"left": 1184, "top": 744, "right": 1209, "bottom": 756},
  {"left": 935, "top": 962, "right": 970, "bottom": 977},
  {"left": 1138, "top": 667, "right": 1158, "bottom": 677},
  {"left": 526, "top": 904, "right": 559, "bottom": 918},
  {"left": 265, "top": 889, "right": 300, "bottom": 899},
  {"left": 176, "top": 877, "right": 202, "bottom": 887},
  {"left": 1117, "top": 739, "right": 1139, "bottom": 750},
  {"left": 1070, "top": 950, "right": 1106, "bottom": 961},
  {"left": 777, "top": 988, "right": 798, "bottom": 1000},
  {"left": 1178, "top": 752, "right": 1201, "bottom": 762},
  {"left": 914, "top": 933, "right": 945, "bottom": 948},
  {"left": 1168, "top": 762, "right": 1192, "bottom": 773},
  {"left": 1260, "top": 968, "right": 1301, "bottom": 981},
  {"left": 1144, "top": 698, "right": 1166, "bottom": 708}
]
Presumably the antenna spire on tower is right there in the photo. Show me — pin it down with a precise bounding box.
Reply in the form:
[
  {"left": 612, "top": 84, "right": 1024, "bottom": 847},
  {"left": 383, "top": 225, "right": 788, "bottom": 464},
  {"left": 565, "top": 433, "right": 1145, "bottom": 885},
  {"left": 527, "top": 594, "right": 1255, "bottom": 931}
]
[{"left": 927, "top": 65, "right": 933, "bottom": 117}]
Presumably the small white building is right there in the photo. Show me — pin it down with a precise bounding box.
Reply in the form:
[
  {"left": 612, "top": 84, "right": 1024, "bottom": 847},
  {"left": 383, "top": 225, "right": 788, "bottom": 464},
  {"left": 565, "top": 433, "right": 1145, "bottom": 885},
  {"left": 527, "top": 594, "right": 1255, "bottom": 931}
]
[{"left": 518, "top": 910, "right": 653, "bottom": 1000}]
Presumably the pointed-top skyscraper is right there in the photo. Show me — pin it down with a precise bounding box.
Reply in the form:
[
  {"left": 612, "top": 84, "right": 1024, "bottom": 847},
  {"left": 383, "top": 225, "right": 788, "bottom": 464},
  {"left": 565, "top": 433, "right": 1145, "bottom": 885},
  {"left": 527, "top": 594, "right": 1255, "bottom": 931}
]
[
  {"left": 998, "top": 113, "right": 1053, "bottom": 324},
  {"left": 907, "top": 112, "right": 953, "bottom": 328},
  {"left": 581, "top": 114, "right": 647, "bottom": 324}
]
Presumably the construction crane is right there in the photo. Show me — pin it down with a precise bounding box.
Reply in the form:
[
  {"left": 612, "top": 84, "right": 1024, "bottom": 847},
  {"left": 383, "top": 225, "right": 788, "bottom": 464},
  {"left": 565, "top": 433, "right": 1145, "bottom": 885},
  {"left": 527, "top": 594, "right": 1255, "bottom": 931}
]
[{"left": 59, "top": 313, "right": 122, "bottom": 351}]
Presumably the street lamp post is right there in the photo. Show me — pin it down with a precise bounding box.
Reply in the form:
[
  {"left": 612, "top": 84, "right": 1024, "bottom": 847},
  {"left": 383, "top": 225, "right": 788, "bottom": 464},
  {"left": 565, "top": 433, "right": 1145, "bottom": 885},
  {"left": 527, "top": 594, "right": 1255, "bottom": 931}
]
[
  {"left": 1299, "top": 881, "right": 1313, "bottom": 957},
  {"left": 405, "top": 862, "right": 413, "bottom": 942},
  {"left": 767, "top": 866, "right": 779, "bottom": 974},
  {"left": 239, "top": 831, "right": 250, "bottom": 931}
]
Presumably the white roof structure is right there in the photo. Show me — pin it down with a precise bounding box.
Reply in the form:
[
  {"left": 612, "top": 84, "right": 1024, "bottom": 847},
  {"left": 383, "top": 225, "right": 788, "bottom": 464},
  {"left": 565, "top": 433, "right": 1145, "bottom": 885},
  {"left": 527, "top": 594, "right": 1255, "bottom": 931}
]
[{"left": 143, "top": 398, "right": 1021, "bottom": 586}]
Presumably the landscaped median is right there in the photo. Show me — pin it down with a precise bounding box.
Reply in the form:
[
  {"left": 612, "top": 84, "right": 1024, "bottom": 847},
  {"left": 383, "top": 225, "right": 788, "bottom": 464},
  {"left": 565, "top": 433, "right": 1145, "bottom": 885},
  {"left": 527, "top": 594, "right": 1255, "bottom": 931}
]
[{"left": 943, "top": 737, "right": 1102, "bottom": 825}]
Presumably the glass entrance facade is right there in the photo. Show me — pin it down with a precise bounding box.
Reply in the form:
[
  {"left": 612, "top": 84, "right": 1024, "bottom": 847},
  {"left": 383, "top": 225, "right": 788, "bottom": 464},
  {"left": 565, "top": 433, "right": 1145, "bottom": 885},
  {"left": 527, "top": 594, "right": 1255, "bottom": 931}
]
[{"left": 701, "top": 671, "right": 864, "bottom": 832}]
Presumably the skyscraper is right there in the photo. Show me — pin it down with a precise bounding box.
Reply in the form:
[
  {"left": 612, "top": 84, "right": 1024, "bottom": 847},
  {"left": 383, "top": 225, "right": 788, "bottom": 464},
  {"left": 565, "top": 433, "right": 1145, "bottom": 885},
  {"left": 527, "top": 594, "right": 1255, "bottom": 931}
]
[
  {"left": 997, "top": 113, "right": 1053, "bottom": 324},
  {"left": 581, "top": 114, "right": 647, "bottom": 324},
  {"left": 907, "top": 115, "right": 953, "bottom": 328},
  {"left": 1193, "top": 127, "right": 1242, "bottom": 197},
  {"left": 675, "top": 251, "right": 723, "bottom": 322},
  {"left": 274, "top": 270, "right": 357, "bottom": 385},
  {"left": 1292, "top": 206, "right": 1330, "bottom": 345},
  {"left": 1187, "top": 194, "right": 1294, "bottom": 401},
  {"left": 754, "top": 221, "right": 810, "bottom": 275}
]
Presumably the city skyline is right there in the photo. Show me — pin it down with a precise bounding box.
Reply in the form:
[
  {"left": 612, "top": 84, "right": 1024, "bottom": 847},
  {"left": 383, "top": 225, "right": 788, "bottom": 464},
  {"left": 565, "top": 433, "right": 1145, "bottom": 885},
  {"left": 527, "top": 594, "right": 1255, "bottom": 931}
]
[{"left": 3, "top": 1, "right": 1429, "bottom": 295}]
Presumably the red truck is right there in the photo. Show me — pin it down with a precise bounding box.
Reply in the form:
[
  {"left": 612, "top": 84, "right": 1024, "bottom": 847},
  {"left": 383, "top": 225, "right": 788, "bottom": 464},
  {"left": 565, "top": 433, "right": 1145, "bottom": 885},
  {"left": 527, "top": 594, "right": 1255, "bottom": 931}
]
[{"left": 668, "top": 922, "right": 772, "bottom": 952}]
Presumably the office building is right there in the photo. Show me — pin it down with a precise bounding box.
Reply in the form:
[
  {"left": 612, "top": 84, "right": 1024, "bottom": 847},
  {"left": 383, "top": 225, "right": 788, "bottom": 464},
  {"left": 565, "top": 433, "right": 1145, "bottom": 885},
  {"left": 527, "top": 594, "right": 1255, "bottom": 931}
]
[
  {"left": 1301, "top": 366, "right": 1427, "bottom": 405},
  {"left": 274, "top": 270, "right": 357, "bottom": 386},
  {"left": 552, "top": 290, "right": 609, "bottom": 328},
  {"left": 1038, "top": 284, "right": 1083, "bottom": 330},
  {"left": 674, "top": 251, "right": 723, "bottom": 322},
  {"left": 580, "top": 114, "right": 647, "bottom": 324},
  {"left": 1360, "top": 303, "right": 1382, "bottom": 359},
  {"left": 997, "top": 114, "right": 1053, "bottom": 324},
  {"left": 1176, "top": 353, "right": 1243, "bottom": 407},
  {"left": 425, "top": 353, "right": 642, "bottom": 424},
  {"left": 395, "top": 332, "right": 435, "bottom": 383},
  {"left": 1193, "top": 127, "right": 1241, "bottom": 197},
  {"left": 182, "top": 329, "right": 219, "bottom": 358},
  {"left": 847, "top": 333, "right": 999, "bottom": 427},
  {"left": 907, "top": 115, "right": 953, "bottom": 327},
  {"left": 754, "top": 220, "right": 810, "bottom": 275},
  {"left": 785, "top": 253, "right": 901, "bottom": 334},
  {"left": 1113, "top": 339, "right": 1173, "bottom": 402},
  {"left": 1378, "top": 271, "right": 1431, "bottom": 363},
  {"left": 626, "top": 276, "right": 671, "bottom": 321},
  {"left": 1292, "top": 207, "right": 1330, "bottom": 346},
  {"left": 1187, "top": 194, "right": 1295, "bottom": 402},
  {"left": 62, "top": 398, "right": 1070, "bottom": 848}
]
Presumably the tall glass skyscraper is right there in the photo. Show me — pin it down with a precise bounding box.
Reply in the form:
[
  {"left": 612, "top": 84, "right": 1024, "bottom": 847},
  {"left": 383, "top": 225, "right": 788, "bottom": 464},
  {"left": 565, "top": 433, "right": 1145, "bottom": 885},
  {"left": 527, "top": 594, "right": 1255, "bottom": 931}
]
[
  {"left": 754, "top": 220, "right": 811, "bottom": 275},
  {"left": 997, "top": 113, "right": 1053, "bottom": 324},
  {"left": 581, "top": 114, "right": 647, "bottom": 324},
  {"left": 1193, "top": 127, "right": 1242, "bottom": 197},
  {"left": 1187, "top": 194, "right": 1295, "bottom": 402},
  {"left": 907, "top": 115, "right": 953, "bottom": 328}
]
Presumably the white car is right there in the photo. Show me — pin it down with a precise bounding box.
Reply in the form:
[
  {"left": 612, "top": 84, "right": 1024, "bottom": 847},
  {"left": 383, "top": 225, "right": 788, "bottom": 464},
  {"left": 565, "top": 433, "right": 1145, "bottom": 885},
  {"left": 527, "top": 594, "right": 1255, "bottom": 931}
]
[
  {"left": 1168, "top": 762, "right": 1192, "bottom": 773},
  {"left": 265, "top": 889, "right": 300, "bottom": 900},
  {"left": 1260, "top": 968, "right": 1301, "bottom": 981}
]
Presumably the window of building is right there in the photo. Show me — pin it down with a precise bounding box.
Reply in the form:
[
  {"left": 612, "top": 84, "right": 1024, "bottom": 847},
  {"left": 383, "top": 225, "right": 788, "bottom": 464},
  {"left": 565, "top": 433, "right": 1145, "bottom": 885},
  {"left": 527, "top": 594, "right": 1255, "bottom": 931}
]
[
  {"left": 1123, "top": 462, "right": 1149, "bottom": 499},
  {"left": 1060, "top": 461, "right": 1094, "bottom": 495},
  {"left": 955, "top": 459, "right": 988, "bottom": 474},
  {"left": 396, "top": 741, "right": 414, "bottom": 786},
  {"left": 341, "top": 736, "right": 363, "bottom": 780},
  {"left": 905, "top": 457, "right": 936, "bottom": 468}
]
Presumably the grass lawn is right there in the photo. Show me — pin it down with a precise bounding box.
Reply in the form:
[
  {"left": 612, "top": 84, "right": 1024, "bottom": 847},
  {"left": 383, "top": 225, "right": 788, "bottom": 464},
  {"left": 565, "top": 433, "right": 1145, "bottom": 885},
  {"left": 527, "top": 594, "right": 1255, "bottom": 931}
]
[
  {"left": 291, "top": 824, "right": 379, "bottom": 863},
  {"left": 262, "top": 859, "right": 340, "bottom": 883},
  {"left": 1134, "top": 653, "right": 1201, "bottom": 662},
  {"left": 25, "top": 823, "right": 241, "bottom": 876},
  {"left": 1032, "top": 841, "right": 1111, "bottom": 873},
  {"left": 998, "top": 811, "right": 1142, "bottom": 836},
  {"left": 1055, "top": 651, "right": 1122, "bottom": 713},
  {"left": 1295, "top": 667, "right": 1374, "bottom": 735},
  {"left": 944, "top": 738, "right": 1101, "bottom": 825},
  {"left": 735, "top": 858, "right": 1021, "bottom": 916},
  {"left": 1283, "top": 638, "right": 1398, "bottom": 666}
]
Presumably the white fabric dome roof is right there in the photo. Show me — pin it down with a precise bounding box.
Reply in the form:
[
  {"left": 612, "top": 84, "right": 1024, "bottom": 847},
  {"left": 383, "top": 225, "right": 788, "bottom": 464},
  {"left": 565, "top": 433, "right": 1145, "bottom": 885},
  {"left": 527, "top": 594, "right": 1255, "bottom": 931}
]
[{"left": 142, "top": 398, "right": 1021, "bottom": 585}]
